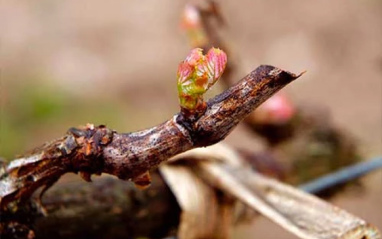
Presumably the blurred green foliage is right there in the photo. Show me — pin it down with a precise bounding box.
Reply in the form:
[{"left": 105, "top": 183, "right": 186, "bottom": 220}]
[{"left": 0, "top": 80, "right": 126, "bottom": 161}]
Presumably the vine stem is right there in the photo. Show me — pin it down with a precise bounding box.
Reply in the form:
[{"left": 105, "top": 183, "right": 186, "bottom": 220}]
[{"left": 0, "top": 65, "right": 301, "bottom": 208}]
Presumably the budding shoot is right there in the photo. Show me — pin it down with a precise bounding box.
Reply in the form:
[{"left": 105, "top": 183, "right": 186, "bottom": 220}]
[{"left": 177, "top": 47, "right": 227, "bottom": 115}]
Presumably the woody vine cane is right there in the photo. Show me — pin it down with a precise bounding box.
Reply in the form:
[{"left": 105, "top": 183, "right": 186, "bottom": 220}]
[{"left": 0, "top": 48, "right": 300, "bottom": 208}]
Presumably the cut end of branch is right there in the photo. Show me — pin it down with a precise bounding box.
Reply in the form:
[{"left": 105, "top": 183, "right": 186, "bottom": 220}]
[{"left": 296, "top": 70, "right": 307, "bottom": 78}]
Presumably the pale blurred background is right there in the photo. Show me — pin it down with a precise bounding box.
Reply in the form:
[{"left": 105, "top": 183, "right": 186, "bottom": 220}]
[{"left": 1, "top": 0, "right": 381, "bottom": 238}]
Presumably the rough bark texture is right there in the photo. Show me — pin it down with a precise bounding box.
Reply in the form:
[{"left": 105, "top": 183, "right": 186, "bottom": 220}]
[
  {"left": 0, "top": 172, "right": 180, "bottom": 239},
  {"left": 0, "top": 65, "right": 300, "bottom": 238},
  {"left": 0, "top": 65, "right": 299, "bottom": 209},
  {"left": 36, "top": 173, "right": 180, "bottom": 239}
]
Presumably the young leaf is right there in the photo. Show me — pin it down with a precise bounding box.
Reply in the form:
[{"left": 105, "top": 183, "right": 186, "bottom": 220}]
[{"left": 177, "top": 47, "right": 227, "bottom": 115}]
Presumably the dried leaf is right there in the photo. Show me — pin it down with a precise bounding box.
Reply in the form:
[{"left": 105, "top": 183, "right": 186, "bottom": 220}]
[
  {"left": 161, "top": 164, "right": 232, "bottom": 239},
  {"left": 168, "top": 144, "right": 381, "bottom": 239}
]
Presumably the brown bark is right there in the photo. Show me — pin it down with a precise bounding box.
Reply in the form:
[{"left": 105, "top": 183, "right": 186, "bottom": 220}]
[
  {"left": 37, "top": 173, "right": 180, "bottom": 239},
  {"left": 0, "top": 172, "right": 180, "bottom": 239},
  {"left": 0, "top": 65, "right": 300, "bottom": 209}
]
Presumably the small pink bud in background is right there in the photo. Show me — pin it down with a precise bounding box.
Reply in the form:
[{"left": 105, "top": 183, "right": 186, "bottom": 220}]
[
  {"left": 180, "top": 4, "right": 209, "bottom": 47},
  {"left": 253, "top": 93, "right": 296, "bottom": 125}
]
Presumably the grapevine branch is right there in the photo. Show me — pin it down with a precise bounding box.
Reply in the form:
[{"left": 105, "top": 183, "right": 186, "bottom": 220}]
[{"left": 0, "top": 55, "right": 301, "bottom": 208}]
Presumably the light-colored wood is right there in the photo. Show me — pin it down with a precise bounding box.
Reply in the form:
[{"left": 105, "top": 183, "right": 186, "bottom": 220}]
[{"left": 169, "top": 144, "right": 381, "bottom": 239}]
